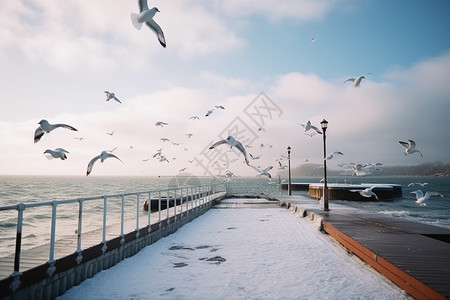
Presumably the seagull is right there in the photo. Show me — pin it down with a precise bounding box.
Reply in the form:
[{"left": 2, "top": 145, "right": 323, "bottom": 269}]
[
  {"left": 408, "top": 182, "right": 428, "bottom": 187},
  {"left": 189, "top": 116, "right": 200, "bottom": 120},
  {"left": 410, "top": 190, "right": 443, "bottom": 206},
  {"left": 343, "top": 74, "right": 370, "bottom": 87},
  {"left": 86, "top": 151, "right": 123, "bottom": 176},
  {"left": 250, "top": 165, "right": 273, "bottom": 179},
  {"left": 155, "top": 121, "right": 168, "bottom": 127},
  {"left": 74, "top": 137, "right": 84, "bottom": 141},
  {"left": 131, "top": 0, "right": 166, "bottom": 48},
  {"left": 209, "top": 136, "right": 249, "bottom": 165},
  {"left": 399, "top": 140, "right": 423, "bottom": 157},
  {"left": 34, "top": 119, "right": 78, "bottom": 143},
  {"left": 325, "top": 151, "right": 344, "bottom": 160},
  {"left": 205, "top": 109, "right": 215, "bottom": 117},
  {"left": 104, "top": 91, "right": 122, "bottom": 103},
  {"left": 106, "top": 131, "right": 115, "bottom": 136},
  {"left": 350, "top": 186, "right": 380, "bottom": 201},
  {"left": 43, "top": 148, "right": 69, "bottom": 160},
  {"left": 215, "top": 105, "right": 225, "bottom": 110},
  {"left": 309, "top": 38, "right": 317, "bottom": 44},
  {"left": 299, "top": 120, "right": 322, "bottom": 134},
  {"left": 186, "top": 133, "right": 193, "bottom": 138}
]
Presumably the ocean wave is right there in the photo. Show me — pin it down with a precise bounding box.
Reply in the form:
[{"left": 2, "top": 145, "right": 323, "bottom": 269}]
[{"left": 378, "top": 210, "right": 408, "bottom": 216}]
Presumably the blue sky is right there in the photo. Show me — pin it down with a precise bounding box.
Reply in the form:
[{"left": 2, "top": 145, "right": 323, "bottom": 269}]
[{"left": 0, "top": 0, "right": 449, "bottom": 177}]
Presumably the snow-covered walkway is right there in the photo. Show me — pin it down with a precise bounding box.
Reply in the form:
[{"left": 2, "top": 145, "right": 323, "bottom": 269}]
[{"left": 58, "top": 199, "right": 411, "bottom": 299}]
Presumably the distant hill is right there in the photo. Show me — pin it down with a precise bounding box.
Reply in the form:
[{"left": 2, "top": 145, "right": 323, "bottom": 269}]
[{"left": 277, "top": 162, "right": 450, "bottom": 177}]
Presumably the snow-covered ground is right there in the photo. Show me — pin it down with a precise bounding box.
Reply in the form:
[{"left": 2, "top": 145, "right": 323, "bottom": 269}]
[{"left": 57, "top": 199, "right": 411, "bottom": 300}]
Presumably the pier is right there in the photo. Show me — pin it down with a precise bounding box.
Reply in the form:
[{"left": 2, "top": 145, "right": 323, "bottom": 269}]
[{"left": 1, "top": 183, "right": 449, "bottom": 300}]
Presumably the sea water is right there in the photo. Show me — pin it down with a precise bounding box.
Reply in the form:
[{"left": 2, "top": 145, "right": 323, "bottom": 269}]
[{"left": 0, "top": 175, "right": 449, "bottom": 259}]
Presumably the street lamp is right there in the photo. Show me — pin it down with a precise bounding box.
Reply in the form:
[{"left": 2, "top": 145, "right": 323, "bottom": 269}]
[
  {"left": 321, "top": 119, "right": 329, "bottom": 211},
  {"left": 287, "top": 146, "right": 291, "bottom": 196}
]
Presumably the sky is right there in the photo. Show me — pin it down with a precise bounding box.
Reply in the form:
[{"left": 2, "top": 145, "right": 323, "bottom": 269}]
[
  {"left": 1, "top": 0, "right": 450, "bottom": 177},
  {"left": 57, "top": 199, "right": 411, "bottom": 300}
]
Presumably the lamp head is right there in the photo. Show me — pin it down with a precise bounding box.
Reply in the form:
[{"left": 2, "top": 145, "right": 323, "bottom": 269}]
[
  {"left": 320, "top": 119, "right": 328, "bottom": 132},
  {"left": 287, "top": 146, "right": 291, "bottom": 154}
]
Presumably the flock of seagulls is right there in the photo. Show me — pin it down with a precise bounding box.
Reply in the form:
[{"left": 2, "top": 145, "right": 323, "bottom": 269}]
[{"left": 30, "top": 2, "right": 444, "bottom": 206}]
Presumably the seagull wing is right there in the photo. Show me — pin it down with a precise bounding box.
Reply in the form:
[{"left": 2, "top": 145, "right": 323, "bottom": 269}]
[
  {"left": 310, "top": 125, "right": 323, "bottom": 134},
  {"left": 55, "top": 148, "right": 69, "bottom": 153},
  {"left": 343, "top": 78, "right": 356, "bottom": 84},
  {"left": 408, "top": 139, "right": 417, "bottom": 150},
  {"left": 410, "top": 190, "right": 423, "bottom": 200},
  {"left": 106, "top": 152, "right": 123, "bottom": 163},
  {"left": 424, "top": 191, "right": 443, "bottom": 200},
  {"left": 399, "top": 141, "right": 410, "bottom": 149},
  {"left": 209, "top": 139, "right": 227, "bottom": 149},
  {"left": 54, "top": 123, "right": 78, "bottom": 131},
  {"left": 138, "top": 0, "right": 148, "bottom": 12},
  {"left": 113, "top": 96, "right": 122, "bottom": 104},
  {"left": 234, "top": 141, "right": 249, "bottom": 165},
  {"left": 34, "top": 127, "right": 45, "bottom": 143},
  {"left": 86, "top": 155, "right": 101, "bottom": 176},
  {"left": 146, "top": 19, "right": 166, "bottom": 48}
]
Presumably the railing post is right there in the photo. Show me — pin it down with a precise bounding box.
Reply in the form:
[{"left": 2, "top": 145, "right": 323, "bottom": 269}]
[
  {"left": 158, "top": 190, "right": 161, "bottom": 226},
  {"left": 120, "top": 195, "right": 125, "bottom": 245},
  {"left": 77, "top": 199, "right": 83, "bottom": 252},
  {"left": 166, "top": 189, "right": 169, "bottom": 221},
  {"left": 136, "top": 193, "right": 140, "bottom": 239},
  {"left": 102, "top": 196, "right": 107, "bottom": 246},
  {"left": 173, "top": 188, "right": 177, "bottom": 221},
  {"left": 147, "top": 192, "right": 151, "bottom": 231},
  {"left": 12, "top": 203, "right": 25, "bottom": 276},
  {"left": 48, "top": 201, "right": 57, "bottom": 263}
]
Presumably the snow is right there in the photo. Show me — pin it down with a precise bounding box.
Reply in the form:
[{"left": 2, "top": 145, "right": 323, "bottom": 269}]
[{"left": 57, "top": 199, "right": 411, "bottom": 300}]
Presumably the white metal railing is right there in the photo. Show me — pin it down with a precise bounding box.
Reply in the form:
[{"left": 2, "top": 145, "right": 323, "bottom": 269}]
[{"left": 0, "top": 183, "right": 225, "bottom": 278}]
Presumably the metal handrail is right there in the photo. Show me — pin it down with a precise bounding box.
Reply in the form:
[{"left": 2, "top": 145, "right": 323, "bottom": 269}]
[{"left": 0, "top": 183, "right": 225, "bottom": 278}]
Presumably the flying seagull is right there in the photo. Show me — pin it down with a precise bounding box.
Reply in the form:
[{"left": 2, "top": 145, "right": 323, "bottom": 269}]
[
  {"left": 299, "top": 120, "right": 322, "bottom": 134},
  {"left": 408, "top": 182, "right": 428, "bottom": 187},
  {"left": 350, "top": 186, "right": 380, "bottom": 201},
  {"left": 44, "top": 148, "right": 69, "bottom": 160},
  {"left": 34, "top": 119, "right": 77, "bottom": 143},
  {"left": 131, "top": 0, "right": 166, "bottom": 48},
  {"left": 209, "top": 136, "right": 249, "bottom": 165},
  {"left": 410, "top": 190, "right": 443, "bottom": 206},
  {"left": 86, "top": 151, "right": 123, "bottom": 176},
  {"left": 343, "top": 73, "right": 370, "bottom": 87},
  {"left": 325, "top": 151, "right": 344, "bottom": 160},
  {"left": 155, "top": 121, "right": 168, "bottom": 127},
  {"left": 104, "top": 91, "right": 122, "bottom": 103},
  {"left": 250, "top": 165, "right": 273, "bottom": 179},
  {"left": 399, "top": 139, "right": 423, "bottom": 157}
]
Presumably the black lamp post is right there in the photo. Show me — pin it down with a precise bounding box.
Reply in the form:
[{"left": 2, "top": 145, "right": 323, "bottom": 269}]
[
  {"left": 321, "top": 119, "right": 329, "bottom": 211},
  {"left": 287, "top": 146, "right": 291, "bottom": 196}
]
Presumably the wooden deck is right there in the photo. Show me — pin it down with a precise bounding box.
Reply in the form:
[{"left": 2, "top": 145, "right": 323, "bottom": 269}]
[{"left": 320, "top": 211, "right": 450, "bottom": 300}]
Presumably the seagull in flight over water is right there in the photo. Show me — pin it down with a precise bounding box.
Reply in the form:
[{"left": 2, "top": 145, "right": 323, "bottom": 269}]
[
  {"left": 131, "top": 0, "right": 166, "bottom": 48},
  {"left": 86, "top": 151, "right": 123, "bottom": 176},
  {"left": 34, "top": 119, "right": 77, "bottom": 143},
  {"left": 209, "top": 136, "right": 249, "bottom": 165},
  {"left": 410, "top": 190, "right": 443, "bottom": 206},
  {"left": 44, "top": 148, "right": 69, "bottom": 160},
  {"left": 350, "top": 186, "right": 380, "bottom": 201},
  {"left": 399, "top": 139, "right": 423, "bottom": 157}
]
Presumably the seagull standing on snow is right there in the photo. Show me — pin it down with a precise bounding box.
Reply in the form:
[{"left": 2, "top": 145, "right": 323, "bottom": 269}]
[
  {"left": 350, "top": 186, "right": 380, "bottom": 201},
  {"left": 209, "top": 136, "right": 249, "bottom": 165},
  {"left": 86, "top": 151, "right": 123, "bottom": 176},
  {"left": 131, "top": 0, "right": 166, "bottom": 48},
  {"left": 104, "top": 91, "right": 122, "bottom": 103},
  {"left": 410, "top": 190, "right": 443, "bottom": 206},
  {"left": 44, "top": 148, "right": 70, "bottom": 160},
  {"left": 34, "top": 119, "right": 78, "bottom": 143},
  {"left": 399, "top": 139, "right": 423, "bottom": 157}
]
